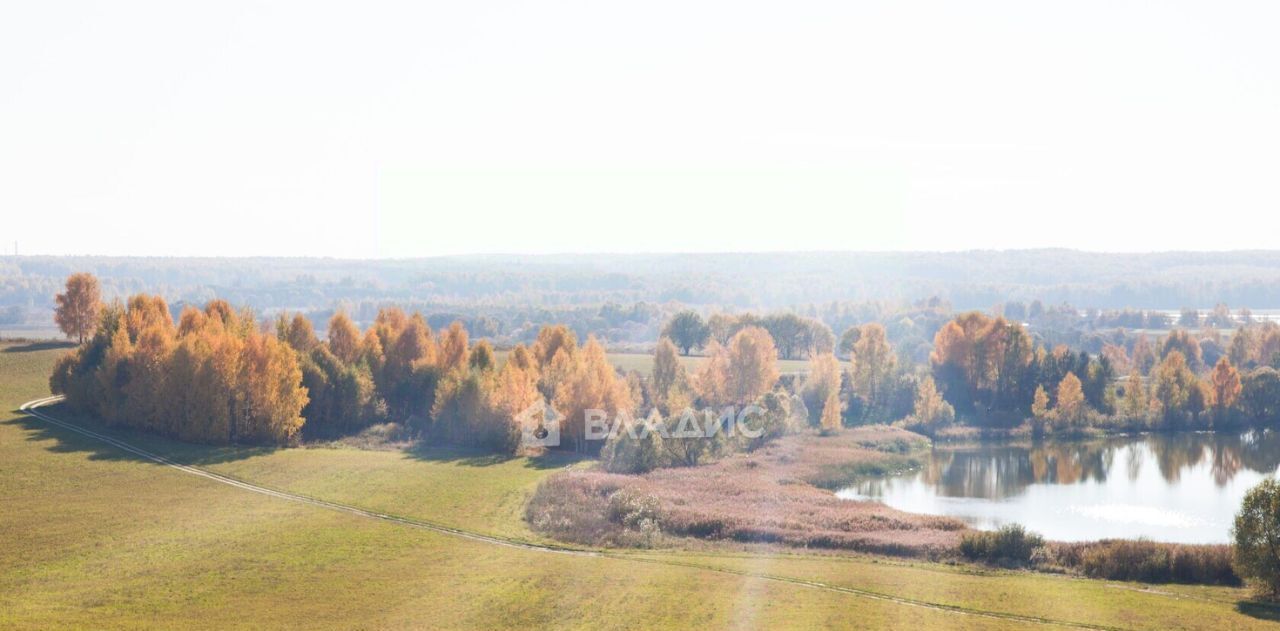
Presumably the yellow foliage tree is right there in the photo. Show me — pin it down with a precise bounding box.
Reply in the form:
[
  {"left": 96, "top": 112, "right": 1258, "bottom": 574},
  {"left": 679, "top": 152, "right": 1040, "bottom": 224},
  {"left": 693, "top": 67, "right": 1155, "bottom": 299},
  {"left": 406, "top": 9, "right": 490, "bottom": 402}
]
[
  {"left": 55, "top": 272, "right": 102, "bottom": 344},
  {"left": 851, "top": 323, "right": 895, "bottom": 412},
  {"left": 552, "top": 337, "right": 633, "bottom": 452},
  {"left": 912, "top": 375, "right": 954, "bottom": 429},
  {"left": 1031, "top": 384, "right": 1050, "bottom": 420},
  {"left": 534, "top": 325, "right": 577, "bottom": 367},
  {"left": 438, "top": 321, "right": 471, "bottom": 374},
  {"left": 326, "top": 311, "right": 361, "bottom": 364},
  {"left": 1210, "top": 356, "right": 1242, "bottom": 421},
  {"left": 651, "top": 337, "right": 692, "bottom": 415},
  {"left": 1055, "top": 372, "right": 1087, "bottom": 428},
  {"left": 803, "top": 352, "right": 841, "bottom": 423},
  {"left": 722, "top": 326, "right": 780, "bottom": 406},
  {"left": 820, "top": 388, "right": 842, "bottom": 433},
  {"left": 1122, "top": 370, "right": 1147, "bottom": 420}
]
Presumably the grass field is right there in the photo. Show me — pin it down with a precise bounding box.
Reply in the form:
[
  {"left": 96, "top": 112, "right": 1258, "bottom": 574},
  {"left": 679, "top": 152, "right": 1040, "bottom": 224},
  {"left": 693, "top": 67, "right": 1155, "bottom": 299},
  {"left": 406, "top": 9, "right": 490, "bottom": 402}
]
[{"left": 4, "top": 341, "right": 1279, "bottom": 629}]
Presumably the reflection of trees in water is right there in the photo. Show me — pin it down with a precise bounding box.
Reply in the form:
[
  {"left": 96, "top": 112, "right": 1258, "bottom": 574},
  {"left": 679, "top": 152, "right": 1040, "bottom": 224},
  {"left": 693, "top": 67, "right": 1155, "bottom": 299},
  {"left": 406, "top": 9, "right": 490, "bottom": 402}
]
[
  {"left": 923, "top": 441, "right": 1111, "bottom": 499},
  {"left": 1125, "top": 444, "right": 1142, "bottom": 482},
  {"left": 1151, "top": 433, "right": 1206, "bottom": 484},
  {"left": 918, "top": 430, "right": 1280, "bottom": 499},
  {"left": 1233, "top": 430, "right": 1280, "bottom": 478}
]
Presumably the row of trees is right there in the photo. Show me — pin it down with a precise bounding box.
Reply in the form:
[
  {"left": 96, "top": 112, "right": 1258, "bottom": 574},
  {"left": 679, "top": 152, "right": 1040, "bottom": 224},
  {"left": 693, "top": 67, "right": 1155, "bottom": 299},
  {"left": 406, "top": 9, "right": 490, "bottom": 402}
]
[
  {"left": 926, "top": 311, "right": 1280, "bottom": 432},
  {"left": 661, "top": 310, "right": 835, "bottom": 360},
  {"left": 50, "top": 273, "right": 813, "bottom": 456},
  {"left": 51, "top": 271, "right": 1280, "bottom": 453}
]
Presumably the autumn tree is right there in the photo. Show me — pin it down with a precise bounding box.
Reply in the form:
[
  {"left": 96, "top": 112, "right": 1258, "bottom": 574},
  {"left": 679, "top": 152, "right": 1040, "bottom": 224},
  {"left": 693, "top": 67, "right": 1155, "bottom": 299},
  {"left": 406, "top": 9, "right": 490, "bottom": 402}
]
[
  {"left": 237, "top": 334, "right": 309, "bottom": 444},
  {"left": 1100, "top": 343, "right": 1131, "bottom": 375},
  {"left": 54, "top": 273, "right": 102, "bottom": 344},
  {"left": 490, "top": 353, "right": 540, "bottom": 422},
  {"left": 1030, "top": 385, "right": 1050, "bottom": 423},
  {"left": 1161, "top": 330, "right": 1203, "bottom": 371},
  {"left": 931, "top": 312, "right": 1025, "bottom": 414},
  {"left": 693, "top": 340, "right": 731, "bottom": 406},
  {"left": 1131, "top": 333, "right": 1157, "bottom": 375},
  {"left": 851, "top": 323, "right": 895, "bottom": 417},
  {"left": 438, "top": 321, "right": 471, "bottom": 374},
  {"left": 508, "top": 343, "right": 536, "bottom": 371},
  {"left": 1260, "top": 326, "right": 1280, "bottom": 367},
  {"left": 651, "top": 337, "right": 691, "bottom": 415},
  {"left": 1209, "top": 356, "right": 1242, "bottom": 423},
  {"left": 904, "top": 375, "right": 954, "bottom": 434},
  {"left": 819, "top": 388, "right": 842, "bottom": 434},
  {"left": 723, "top": 326, "right": 780, "bottom": 406},
  {"left": 552, "top": 336, "right": 633, "bottom": 452},
  {"left": 124, "top": 294, "right": 173, "bottom": 340},
  {"left": 327, "top": 311, "right": 361, "bottom": 364},
  {"left": 282, "top": 313, "right": 319, "bottom": 353},
  {"left": 1151, "top": 351, "right": 1200, "bottom": 428},
  {"left": 533, "top": 324, "right": 577, "bottom": 366},
  {"left": 802, "top": 352, "right": 842, "bottom": 424},
  {"left": 692, "top": 327, "right": 781, "bottom": 409},
  {"left": 381, "top": 313, "right": 438, "bottom": 420},
  {"left": 1054, "top": 372, "right": 1087, "bottom": 428},
  {"left": 1121, "top": 370, "right": 1147, "bottom": 421}
]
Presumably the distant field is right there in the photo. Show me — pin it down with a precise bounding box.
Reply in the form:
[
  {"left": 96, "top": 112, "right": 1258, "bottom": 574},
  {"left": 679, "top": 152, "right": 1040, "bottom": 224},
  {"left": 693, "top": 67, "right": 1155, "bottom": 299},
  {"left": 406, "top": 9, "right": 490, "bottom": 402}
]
[{"left": 4, "top": 342, "right": 1278, "bottom": 629}]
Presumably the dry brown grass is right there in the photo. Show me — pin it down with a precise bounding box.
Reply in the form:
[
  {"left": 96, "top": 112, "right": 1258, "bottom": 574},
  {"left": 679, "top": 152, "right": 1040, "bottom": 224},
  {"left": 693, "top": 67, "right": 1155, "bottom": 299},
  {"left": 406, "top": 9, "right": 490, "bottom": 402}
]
[
  {"left": 527, "top": 425, "right": 966, "bottom": 557},
  {"left": 1047, "top": 539, "right": 1239, "bottom": 585}
]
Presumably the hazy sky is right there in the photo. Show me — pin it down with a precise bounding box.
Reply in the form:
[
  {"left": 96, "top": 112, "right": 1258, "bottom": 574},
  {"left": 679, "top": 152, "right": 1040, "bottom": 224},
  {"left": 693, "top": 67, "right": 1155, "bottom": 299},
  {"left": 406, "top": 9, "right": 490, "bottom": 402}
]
[{"left": 3, "top": 1, "right": 1279, "bottom": 257}]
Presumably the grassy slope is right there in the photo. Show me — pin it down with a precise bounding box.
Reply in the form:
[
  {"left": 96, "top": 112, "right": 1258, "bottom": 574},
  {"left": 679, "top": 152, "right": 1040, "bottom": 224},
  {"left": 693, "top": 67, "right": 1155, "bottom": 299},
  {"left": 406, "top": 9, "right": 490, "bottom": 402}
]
[{"left": 3, "top": 342, "right": 1278, "bottom": 629}]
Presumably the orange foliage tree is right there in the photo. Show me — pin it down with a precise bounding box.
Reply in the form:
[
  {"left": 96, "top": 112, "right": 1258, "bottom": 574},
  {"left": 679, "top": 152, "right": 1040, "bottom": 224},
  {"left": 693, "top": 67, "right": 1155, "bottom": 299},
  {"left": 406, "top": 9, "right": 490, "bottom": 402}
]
[{"left": 54, "top": 272, "right": 102, "bottom": 344}]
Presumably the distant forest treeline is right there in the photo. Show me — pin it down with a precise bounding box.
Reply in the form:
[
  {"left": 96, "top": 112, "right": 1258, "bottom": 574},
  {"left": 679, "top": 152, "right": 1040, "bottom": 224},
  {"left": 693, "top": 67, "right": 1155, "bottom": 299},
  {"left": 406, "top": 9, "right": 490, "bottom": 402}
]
[{"left": 8, "top": 251, "right": 1280, "bottom": 346}]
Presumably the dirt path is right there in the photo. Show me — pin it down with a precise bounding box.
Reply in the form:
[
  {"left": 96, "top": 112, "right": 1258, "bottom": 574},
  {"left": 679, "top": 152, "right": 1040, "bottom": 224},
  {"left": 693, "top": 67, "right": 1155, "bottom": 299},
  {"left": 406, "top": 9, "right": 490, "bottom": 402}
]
[{"left": 21, "top": 395, "right": 1124, "bottom": 630}]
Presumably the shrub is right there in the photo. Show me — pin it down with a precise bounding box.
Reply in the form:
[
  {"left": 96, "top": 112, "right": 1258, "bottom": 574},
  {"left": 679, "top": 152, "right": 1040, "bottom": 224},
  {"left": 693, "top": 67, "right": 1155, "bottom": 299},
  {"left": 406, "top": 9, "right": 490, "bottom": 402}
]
[
  {"left": 958, "top": 524, "right": 1044, "bottom": 567},
  {"left": 606, "top": 488, "right": 661, "bottom": 529},
  {"left": 600, "top": 421, "right": 665, "bottom": 474},
  {"left": 1048, "top": 540, "right": 1238, "bottom": 585}
]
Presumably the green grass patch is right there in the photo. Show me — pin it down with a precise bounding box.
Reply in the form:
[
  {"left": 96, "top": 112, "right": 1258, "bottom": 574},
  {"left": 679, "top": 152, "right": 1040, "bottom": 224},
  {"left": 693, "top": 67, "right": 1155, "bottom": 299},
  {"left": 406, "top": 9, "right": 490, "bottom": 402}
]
[{"left": 806, "top": 454, "right": 924, "bottom": 490}]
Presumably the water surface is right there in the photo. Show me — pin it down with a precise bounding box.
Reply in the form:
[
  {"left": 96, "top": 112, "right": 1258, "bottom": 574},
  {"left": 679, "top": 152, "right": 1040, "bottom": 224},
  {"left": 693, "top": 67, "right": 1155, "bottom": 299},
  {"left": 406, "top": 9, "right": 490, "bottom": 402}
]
[{"left": 837, "top": 431, "right": 1280, "bottom": 543}]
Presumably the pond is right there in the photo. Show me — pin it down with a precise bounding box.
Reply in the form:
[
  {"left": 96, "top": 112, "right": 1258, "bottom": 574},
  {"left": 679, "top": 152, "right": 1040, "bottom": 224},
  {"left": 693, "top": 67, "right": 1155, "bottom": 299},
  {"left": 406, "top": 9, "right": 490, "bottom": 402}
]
[{"left": 836, "top": 431, "right": 1280, "bottom": 543}]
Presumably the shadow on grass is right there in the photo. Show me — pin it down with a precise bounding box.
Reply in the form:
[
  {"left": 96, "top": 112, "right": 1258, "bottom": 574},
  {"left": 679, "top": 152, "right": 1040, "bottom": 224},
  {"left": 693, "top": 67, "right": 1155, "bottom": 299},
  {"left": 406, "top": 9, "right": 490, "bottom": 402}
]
[
  {"left": 1237, "top": 600, "right": 1280, "bottom": 622},
  {"left": 3, "top": 340, "right": 76, "bottom": 353},
  {"left": 13, "top": 402, "right": 584, "bottom": 472},
  {"left": 408, "top": 443, "right": 588, "bottom": 470},
  {"left": 7, "top": 402, "right": 275, "bottom": 466}
]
